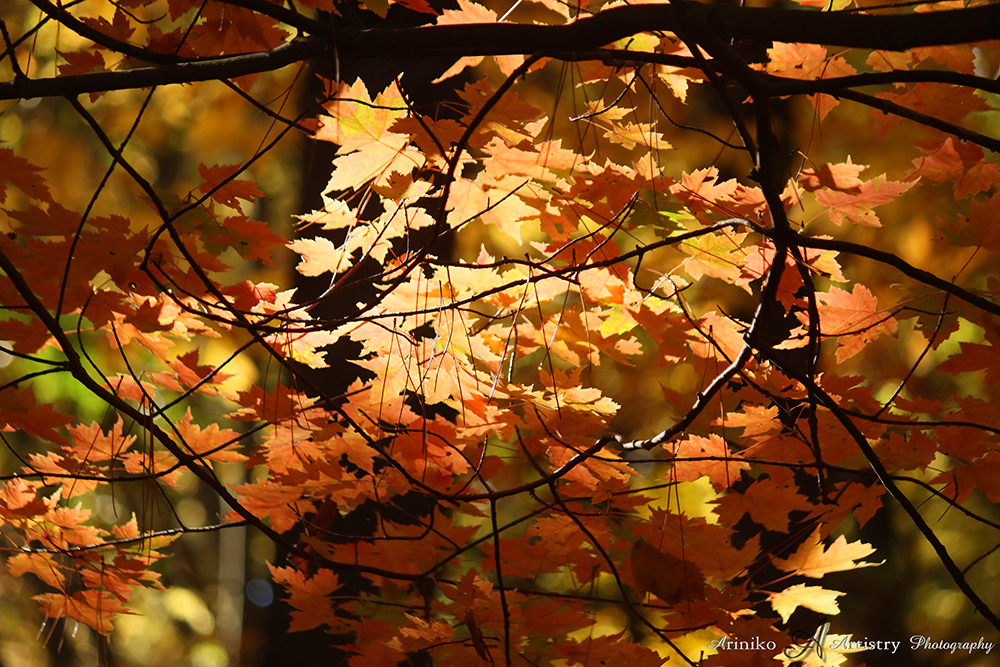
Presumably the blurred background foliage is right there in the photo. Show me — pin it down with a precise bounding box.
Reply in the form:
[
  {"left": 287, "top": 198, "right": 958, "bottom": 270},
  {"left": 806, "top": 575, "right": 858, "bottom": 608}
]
[
  {"left": 1, "top": 0, "right": 999, "bottom": 665},
  {"left": 0, "top": 0, "right": 297, "bottom": 663}
]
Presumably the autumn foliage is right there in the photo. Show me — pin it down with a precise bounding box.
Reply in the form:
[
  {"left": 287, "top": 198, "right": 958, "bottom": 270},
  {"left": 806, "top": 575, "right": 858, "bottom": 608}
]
[{"left": 1, "top": 0, "right": 1000, "bottom": 665}]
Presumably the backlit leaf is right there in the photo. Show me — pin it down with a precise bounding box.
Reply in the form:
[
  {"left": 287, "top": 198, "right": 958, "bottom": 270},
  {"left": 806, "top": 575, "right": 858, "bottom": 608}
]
[{"left": 774, "top": 530, "right": 879, "bottom": 578}]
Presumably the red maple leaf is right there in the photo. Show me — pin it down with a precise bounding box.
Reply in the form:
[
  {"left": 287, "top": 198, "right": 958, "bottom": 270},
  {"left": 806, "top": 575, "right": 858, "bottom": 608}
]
[
  {"left": 197, "top": 164, "right": 264, "bottom": 213},
  {"left": 0, "top": 149, "right": 51, "bottom": 204}
]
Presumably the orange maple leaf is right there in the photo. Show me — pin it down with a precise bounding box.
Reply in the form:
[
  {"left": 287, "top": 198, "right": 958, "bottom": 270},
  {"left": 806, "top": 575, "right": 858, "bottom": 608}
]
[
  {"left": 57, "top": 50, "right": 105, "bottom": 79},
  {"left": 288, "top": 236, "right": 350, "bottom": 277},
  {"left": 174, "top": 408, "right": 247, "bottom": 463},
  {"left": 269, "top": 565, "right": 345, "bottom": 632},
  {"left": 937, "top": 191, "right": 1000, "bottom": 251},
  {"left": 670, "top": 167, "right": 737, "bottom": 217},
  {"left": 939, "top": 320, "right": 1000, "bottom": 384},
  {"left": 0, "top": 149, "right": 51, "bottom": 204},
  {"left": 815, "top": 175, "right": 915, "bottom": 226},
  {"left": 715, "top": 471, "right": 815, "bottom": 534},
  {"left": 798, "top": 159, "right": 866, "bottom": 193},
  {"left": 806, "top": 284, "right": 897, "bottom": 362},
  {"left": 80, "top": 8, "right": 136, "bottom": 45},
  {"left": 0, "top": 386, "right": 72, "bottom": 446},
  {"left": 762, "top": 43, "right": 855, "bottom": 120},
  {"left": 66, "top": 418, "right": 136, "bottom": 464},
  {"left": 316, "top": 79, "right": 424, "bottom": 193},
  {"left": 932, "top": 454, "right": 1000, "bottom": 505},
  {"left": 872, "top": 83, "right": 989, "bottom": 139},
  {"left": 197, "top": 164, "right": 264, "bottom": 213},
  {"left": 230, "top": 479, "right": 312, "bottom": 533},
  {"left": 773, "top": 529, "right": 879, "bottom": 578},
  {"left": 671, "top": 434, "right": 750, "bottom": 491},
  {"left": 9, "top": 552, "right": 67, "bottom": 590},
  {"left": 0, "top": 479, "right": 52, "bottom": 520},
  {"left": 907, "top": 138, "right": 1000, "bottom": 199},
  {"left": 34, "top": 591, "right": 132, "bottom": 635}
]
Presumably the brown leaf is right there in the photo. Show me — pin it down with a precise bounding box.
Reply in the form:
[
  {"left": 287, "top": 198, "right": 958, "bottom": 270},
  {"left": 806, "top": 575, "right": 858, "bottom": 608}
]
[
  {"left": 465, "top": 608, "right": 492, "bottom": 662},
  {"left": 630, "top": 538, "right": 706, "bottom": 604}
]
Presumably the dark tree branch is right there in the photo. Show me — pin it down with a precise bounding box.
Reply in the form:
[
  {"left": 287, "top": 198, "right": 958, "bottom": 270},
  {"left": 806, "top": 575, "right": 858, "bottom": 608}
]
[
  {"left": 28, "top": 0, "right": 193, "bottom": 64},
  {"left": 3, "top": 3, "right": 999, "bottom": 101},
  {"left": 836, "top": 87, "right": 1000, "bottom": 153},
  {"left": 761, "top": 69, "right": 1000, "bottom": 98},
  {"left": 0, "top": 36, "right": 329, "bottom": 100},
  {"left": 790, "top": 234, "right": 1000, "bottom": 319},
  {"left": 328, "top": 2, "right": 1000, "bottom": 57},
  {"left": 760, "top": 348, "right": 1000, "bottom": 633}
]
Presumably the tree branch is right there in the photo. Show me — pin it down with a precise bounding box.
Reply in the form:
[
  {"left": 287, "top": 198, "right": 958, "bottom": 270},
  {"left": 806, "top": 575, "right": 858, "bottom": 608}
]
[
  {"left": 0, "top": 35, "right": 327, "bottom": 100},
  {"left": 4, "top": 3, "right": 999, "bottom": 101},
  {"left": 760, "top": 348, "right": 1000, "bottom": 633},
  {"left": 329, "top": 2, "right": 1000, "bottom": 58}
]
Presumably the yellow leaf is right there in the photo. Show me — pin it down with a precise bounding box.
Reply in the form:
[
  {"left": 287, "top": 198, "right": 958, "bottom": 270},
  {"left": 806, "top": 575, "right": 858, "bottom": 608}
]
[
  {"left": 768, "top": 583, "right": 843, "bottom": 623},
  {"left": 773, "top": 529, "right": 880, "bottom": 578},
  {"left": 288, "top": 237, "right": 349, "bottom": 277}
]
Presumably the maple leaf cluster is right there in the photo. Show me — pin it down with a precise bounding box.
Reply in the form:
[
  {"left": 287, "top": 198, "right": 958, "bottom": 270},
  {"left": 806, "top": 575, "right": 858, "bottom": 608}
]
[{"left": 1, "top": 0, "right": 1000, "bottom": 664}]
